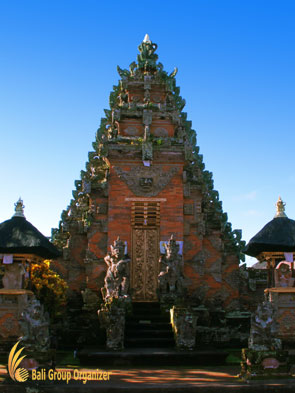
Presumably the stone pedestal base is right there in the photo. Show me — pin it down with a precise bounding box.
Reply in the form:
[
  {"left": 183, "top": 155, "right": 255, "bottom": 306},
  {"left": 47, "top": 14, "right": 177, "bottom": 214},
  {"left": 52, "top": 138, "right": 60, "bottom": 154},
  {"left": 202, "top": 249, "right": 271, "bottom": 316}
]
[
  {"left": 265, "top": 288, "right": 295, "bottom": 343},
  {"left": 0, "top": 289, "right": 34, "bottom": 348},
  {"left": 170, "top": 307, "right": 197, "bottom": 350},
  {"left": 240, "top": 348, "right": 291, "bottom": 380},
  {"left": 98, "top": 307, "right": 126, "bottom": 350}
]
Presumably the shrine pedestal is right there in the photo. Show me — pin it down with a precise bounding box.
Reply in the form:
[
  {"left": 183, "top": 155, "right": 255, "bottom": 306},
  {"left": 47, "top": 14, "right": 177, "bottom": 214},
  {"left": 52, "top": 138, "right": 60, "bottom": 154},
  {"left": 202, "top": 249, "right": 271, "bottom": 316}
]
[
  {"left": 265, "top": 287, "right": 295, "bottom": 343},
  {"left": 0, "top": 289, "right": 34, "bottom": 351}
]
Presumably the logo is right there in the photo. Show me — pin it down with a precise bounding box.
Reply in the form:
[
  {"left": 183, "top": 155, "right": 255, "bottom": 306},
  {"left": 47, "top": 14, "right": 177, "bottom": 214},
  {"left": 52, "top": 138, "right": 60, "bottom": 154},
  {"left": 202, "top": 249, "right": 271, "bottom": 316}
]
[{"left": 8, "top": 341, "right": 29, "bottom": 382}]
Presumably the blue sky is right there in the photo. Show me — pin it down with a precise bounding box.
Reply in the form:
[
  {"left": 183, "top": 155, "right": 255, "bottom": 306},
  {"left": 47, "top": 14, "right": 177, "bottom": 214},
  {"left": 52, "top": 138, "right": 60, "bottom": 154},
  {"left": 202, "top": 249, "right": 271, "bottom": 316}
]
[{"left": 1, "top": 1, "right": 294, "bottom": 265}]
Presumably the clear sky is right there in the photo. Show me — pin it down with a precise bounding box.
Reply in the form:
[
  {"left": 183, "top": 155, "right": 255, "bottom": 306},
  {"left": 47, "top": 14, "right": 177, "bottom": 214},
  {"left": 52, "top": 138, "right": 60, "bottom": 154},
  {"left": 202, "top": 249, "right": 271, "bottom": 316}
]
[{"left": 1, "top": 0, "right": 294, "bottom": 265}]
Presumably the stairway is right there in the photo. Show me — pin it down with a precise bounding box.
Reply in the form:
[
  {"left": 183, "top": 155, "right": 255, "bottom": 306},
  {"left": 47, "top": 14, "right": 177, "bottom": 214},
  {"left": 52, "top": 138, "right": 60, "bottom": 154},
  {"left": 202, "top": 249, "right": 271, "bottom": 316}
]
[
  {"left": 125, "top": 302, "right": 175, "bottom": 348},
  {"left": 78, "top": 302, "right": 230, "bottom": 366}
]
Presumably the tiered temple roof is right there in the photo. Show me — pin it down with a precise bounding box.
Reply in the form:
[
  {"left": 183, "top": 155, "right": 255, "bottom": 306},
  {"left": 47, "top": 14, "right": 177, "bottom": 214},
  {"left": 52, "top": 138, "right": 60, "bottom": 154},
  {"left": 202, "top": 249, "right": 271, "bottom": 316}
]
[{"left": 53, "top": 35, "right": 245, "bottom": 260}]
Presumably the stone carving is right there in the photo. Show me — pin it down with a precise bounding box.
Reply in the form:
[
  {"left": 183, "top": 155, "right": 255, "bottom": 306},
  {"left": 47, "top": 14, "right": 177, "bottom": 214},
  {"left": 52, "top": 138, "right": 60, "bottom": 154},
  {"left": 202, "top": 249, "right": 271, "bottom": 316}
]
[
  {"left": 142, "top": 141, "right": 153, "bottom": 161},
  {"left": 101, "top": 237, "right": 130, "bottom": 300},
  {"left": 170, "top": 306, "right": 198, "bottom": 350},
  {"left": 3, "top": 263, "right": 26, "bottom": 289},
  {"left": 158, "top": 235, "right": 184, "bottom": 302},
  {"left": 114, "top": 166, "right": 178, "bottom": 197},
  {"left": 19, "top": 297, "right": 50, "bottom": 352},
  {"left": 124, "top": 126, "right": 141, "bottom": 136},
  {"left": 240, "top": 300, "right": 291, "bottom": 380},
  {"left": 98, "top": 298, "right": 128, "bottom": 350},
  {"left": 137, "top": 35, "right": 158, "bottom": 72},
  {"left": 139, "top": 177, "right": 153, "bottom": 192},
  {"left": 143, "top": 110, "right": 152, "bottom": 126},
  {"left": 154, "top": 127, "right": 168, "bottom": 137},
  {"left": 248, "top": 300, "right": 281, "bottom": 351},
  {"left": 275, "top": 262, "right": 295, "bottom": 287}
]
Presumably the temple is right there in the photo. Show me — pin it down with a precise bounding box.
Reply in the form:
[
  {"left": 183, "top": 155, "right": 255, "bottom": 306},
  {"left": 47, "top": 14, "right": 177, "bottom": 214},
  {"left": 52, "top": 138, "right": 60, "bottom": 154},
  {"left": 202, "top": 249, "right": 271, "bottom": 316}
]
[{"left": 51, "top": 35, "right": 245, "bottom": 348}]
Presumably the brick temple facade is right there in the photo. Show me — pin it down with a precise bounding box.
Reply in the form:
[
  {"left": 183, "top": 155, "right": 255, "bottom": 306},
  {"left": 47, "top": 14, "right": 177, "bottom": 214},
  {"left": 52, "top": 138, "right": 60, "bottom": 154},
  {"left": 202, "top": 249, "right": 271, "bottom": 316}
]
[{"left": 52, "top": 36, "right": 245, "bottom": 316}]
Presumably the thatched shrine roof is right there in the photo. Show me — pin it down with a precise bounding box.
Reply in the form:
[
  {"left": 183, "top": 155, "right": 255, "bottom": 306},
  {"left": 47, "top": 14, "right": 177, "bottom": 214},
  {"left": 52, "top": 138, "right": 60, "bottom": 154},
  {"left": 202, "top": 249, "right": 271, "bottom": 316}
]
[
  {"left": 0, "top": 199, "right": 60, "bottom": 259},
  {"left": 243, "top": 198, "right": 295, "bottom": 258}
]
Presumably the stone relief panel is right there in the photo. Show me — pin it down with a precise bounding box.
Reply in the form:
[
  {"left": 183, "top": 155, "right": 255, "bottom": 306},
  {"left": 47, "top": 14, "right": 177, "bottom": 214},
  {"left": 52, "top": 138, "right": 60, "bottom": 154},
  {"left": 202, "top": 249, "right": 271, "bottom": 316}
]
[
  {"left": 154, "top": 127, "right": 168, "bottom": 137},
  {"left": 114, "top": 166, "right": 178, "bottom": 197}
]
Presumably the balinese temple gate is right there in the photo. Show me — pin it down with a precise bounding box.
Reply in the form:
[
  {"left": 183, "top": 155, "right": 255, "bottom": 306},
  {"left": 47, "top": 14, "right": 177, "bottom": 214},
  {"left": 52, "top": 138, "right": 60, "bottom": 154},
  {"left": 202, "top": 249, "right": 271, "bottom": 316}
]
[{"left": 52, "top": 35, "right": 246, "bottom": 350}]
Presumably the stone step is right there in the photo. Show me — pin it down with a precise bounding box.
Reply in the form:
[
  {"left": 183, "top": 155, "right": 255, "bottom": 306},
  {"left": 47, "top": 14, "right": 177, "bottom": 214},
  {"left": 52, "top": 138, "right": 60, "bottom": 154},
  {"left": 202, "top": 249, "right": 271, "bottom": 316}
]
[
  {"left": 125, "top": 330, "right": 174, "bottom": 339},
  {"left": 126, "top": 321, "right": 171, "bottom": 329},
  {"left": 125, "top": 337, "right": 175, "bottom": 348},
  {"left": 78, "top": 347, "right": 230, "bottom": 367},
  {"left": 126, "top": 328, "right": 174, "bottom": 335},
  {"left": 127, "top": 315, "right": 169, "bottom": 323}
]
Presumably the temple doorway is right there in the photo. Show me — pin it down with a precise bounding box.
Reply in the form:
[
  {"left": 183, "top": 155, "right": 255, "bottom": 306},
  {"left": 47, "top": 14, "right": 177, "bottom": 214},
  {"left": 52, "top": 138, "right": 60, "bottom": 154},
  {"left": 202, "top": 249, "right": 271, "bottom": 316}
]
[{"left": 131, "top": 228, "right": 159, "bottom": 301}]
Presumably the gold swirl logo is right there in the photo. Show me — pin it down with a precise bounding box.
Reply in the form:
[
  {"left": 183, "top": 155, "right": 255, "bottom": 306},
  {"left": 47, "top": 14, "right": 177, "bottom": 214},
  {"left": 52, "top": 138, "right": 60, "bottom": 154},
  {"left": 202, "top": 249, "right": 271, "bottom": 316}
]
[{"left": 8, "top": 341, "right": 29, "bottom": 382}]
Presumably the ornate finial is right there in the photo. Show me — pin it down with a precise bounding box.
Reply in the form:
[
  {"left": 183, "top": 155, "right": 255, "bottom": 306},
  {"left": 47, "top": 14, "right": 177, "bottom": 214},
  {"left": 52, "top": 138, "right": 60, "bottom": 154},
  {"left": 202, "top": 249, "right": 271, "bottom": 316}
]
[
  {"left": 274, "top": 196, "right": 287, "bottom": 218},
  {"left": 13, "top": 197, "right": 25, "bottom": 218},
  {"left": 143, "top": 34, "right": 151, "bottom": 43},
  {"left": 137, "top": 36, "right": 158, "bottom": 72}
]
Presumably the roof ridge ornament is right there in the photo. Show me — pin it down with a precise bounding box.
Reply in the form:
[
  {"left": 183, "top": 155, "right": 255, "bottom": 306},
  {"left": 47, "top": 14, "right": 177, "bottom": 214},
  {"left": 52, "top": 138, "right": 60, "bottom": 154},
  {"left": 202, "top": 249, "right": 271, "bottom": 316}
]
[
  {"left": 13, "top": 197, "right": 25, "bottom": 218},
  {"left": 143, "top": 34, "right": 151, "bottom": 43},
  {"left": 137, "top": 35, "right": 158, "bottom": 73},
  {"left": 274, "top": 196, "right": 287, "bottom": 218}
]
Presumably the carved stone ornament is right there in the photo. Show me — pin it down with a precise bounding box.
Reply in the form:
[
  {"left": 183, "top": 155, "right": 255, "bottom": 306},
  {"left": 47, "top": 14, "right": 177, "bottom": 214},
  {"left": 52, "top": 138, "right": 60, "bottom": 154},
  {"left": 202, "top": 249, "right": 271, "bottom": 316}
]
[
  {"left": 19, "top": 297, "right": 50, "bottom": 353},
  {"left": 114, "top": 166, "right": 178, "bottom": 197},
  {"left": 248, "top": 300, "right": 281, "bottom": 351}
]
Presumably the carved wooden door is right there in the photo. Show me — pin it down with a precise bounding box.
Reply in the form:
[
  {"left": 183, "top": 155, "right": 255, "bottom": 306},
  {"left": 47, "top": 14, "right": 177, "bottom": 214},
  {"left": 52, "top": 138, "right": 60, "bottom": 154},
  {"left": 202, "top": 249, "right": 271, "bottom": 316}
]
[{"left": 131, "top": 228, "right": 159, "bottom": 301}]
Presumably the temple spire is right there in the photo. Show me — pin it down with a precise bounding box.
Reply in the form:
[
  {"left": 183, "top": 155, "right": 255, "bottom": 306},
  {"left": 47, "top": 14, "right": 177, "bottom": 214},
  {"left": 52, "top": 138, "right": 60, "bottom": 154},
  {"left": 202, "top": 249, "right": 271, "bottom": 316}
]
[
  {"left": 13, "top": 197, "right": 25, "bottom": 218},
  {"left": 274, "top": 196, "right": 287, "bottom": 218}
]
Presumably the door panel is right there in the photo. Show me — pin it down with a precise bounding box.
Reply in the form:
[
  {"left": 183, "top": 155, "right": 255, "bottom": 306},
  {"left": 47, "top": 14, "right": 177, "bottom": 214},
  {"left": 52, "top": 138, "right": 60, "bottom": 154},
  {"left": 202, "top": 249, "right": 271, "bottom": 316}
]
[{"left": 131, "top": 228, "right": 159, "bottom": 301}]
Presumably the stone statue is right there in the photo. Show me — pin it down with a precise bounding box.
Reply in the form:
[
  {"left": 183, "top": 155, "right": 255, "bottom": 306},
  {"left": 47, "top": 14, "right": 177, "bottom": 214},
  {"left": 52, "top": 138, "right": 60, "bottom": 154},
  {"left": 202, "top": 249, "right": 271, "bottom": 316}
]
[
  {"left": 19, "top": 297, "right": 50, "bottom": 352},
  {"left": 2, "top": 263, "right": 26, "bottom": 289},
  {"left": 102, "top": 237, "right": 130, "bottom": 300},
  {"left": 248, "top": 300, "right": 281, "bottom": 351},
  {"left": 275, "top": 262, "right": 295, "bottom": 287},
  {"left": 158, "top": 235, "right": 184, "bottom": 299}
]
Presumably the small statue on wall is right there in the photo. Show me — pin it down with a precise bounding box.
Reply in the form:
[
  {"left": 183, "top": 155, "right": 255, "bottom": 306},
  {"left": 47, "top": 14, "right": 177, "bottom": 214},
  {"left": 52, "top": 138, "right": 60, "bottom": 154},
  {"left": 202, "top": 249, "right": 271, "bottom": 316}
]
[
  {"left": 158, "top": 235, "right": 184, "bottom": 300},
  {"left": 2, "top": 263, "right": 26, "bottom": 289},
  {"left": 102, "top": 237, "right": 130, "bottom": 300},
  {"left": 274, "top": 262, "right": 295, "bottom": 288}
]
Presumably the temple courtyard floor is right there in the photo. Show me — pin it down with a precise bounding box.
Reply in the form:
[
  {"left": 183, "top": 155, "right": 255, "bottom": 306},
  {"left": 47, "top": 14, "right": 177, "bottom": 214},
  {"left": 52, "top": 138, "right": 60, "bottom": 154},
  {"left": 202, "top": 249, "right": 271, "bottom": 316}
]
[
  {"left": 1, "top": 365, "right": 295, "bottom": 392},
  {"left": 1, "top": 349, "right": 295, "bottom": 392}
]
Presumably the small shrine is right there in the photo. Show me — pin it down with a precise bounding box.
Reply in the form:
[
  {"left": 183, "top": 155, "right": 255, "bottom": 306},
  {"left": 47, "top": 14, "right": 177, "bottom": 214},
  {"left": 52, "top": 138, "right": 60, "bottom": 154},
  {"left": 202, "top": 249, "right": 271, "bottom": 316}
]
[
  {"left": 241, "top": 197, "right": 295, "bottom": 379},
  {"left": 0, "top": 199, "right": 60, "bottom": 354}
]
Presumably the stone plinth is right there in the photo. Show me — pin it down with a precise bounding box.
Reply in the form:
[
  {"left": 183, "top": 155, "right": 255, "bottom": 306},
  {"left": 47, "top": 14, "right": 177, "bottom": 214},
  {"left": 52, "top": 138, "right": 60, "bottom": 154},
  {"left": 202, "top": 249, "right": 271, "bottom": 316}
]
[
  {"left": 265, "top": 287, "right": 295, "bottom": 343},
  {"left": 0, "top": 289, "right": 34, "bottom": 349},
  {"left": 170, "top": 306, "right": 198, "bottom": 350}
]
